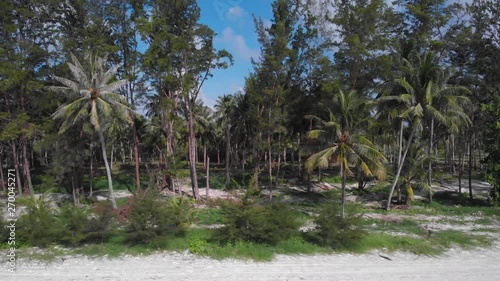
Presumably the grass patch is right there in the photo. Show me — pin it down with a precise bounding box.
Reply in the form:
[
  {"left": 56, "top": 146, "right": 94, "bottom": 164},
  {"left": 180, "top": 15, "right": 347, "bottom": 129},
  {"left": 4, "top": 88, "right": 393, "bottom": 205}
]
[
  {"left": 471, "top": 227, "right": 499, "bottom": 233},
  {"left": 194, "top": 207, "right": 224, "bottom": 225},
  {"left": 275, "top": 236, "right": 330, "bottom": 255},
  {"left": 362, "top": 218, "right": 424, "bottom": 236},
  {"left": 432, "top": 230, "right": 491, "bottom": 249},
  {"left": 351, "top": 233, "right": 441, "bottom": 255},
  {"left": 392, "top": 201, "right": 499, "bottom": 217}
]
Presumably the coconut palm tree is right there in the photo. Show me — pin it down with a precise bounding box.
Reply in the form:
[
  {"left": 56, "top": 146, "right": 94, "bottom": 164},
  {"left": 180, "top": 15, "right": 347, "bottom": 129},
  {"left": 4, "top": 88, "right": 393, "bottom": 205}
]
[
  {"left": 49, "top": 53, "right": 133, "bottom": 209},
  {"left": 380, "top": 52, "right": 471, "bottom": 208},
  {"left": 215, "top": 94, "right": 237, "bottom": 189},
  {"left": 306, "top": 89, "right": 387, "bottom": 218}
]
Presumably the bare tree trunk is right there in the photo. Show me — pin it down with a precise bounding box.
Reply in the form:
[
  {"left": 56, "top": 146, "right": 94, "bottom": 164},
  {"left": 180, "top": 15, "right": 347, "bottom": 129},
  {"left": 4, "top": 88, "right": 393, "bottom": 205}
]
[
  {"left": 71, "top": 170, "right": 78, "bottom": 205},
  {"left": 206, "top": 156, "right": 210, "bottom": 199},
  {"left": 396, "top": 120, "right": 404, "bottom": 204},
  {"left": 451, "top": 134, "right": 456, "bottom": 174},
  {"left": 458, "top": 149, "right": 463, "bottom": 195},
  {"left": 133, "top": 124, "right": 141, "bottom": 191},
  {"left": 468, "top": 138, "right": 473, "bottom": 201},
  {"left": 297, "top": 133, "right": 302, "bottom": 178},
  {"left": 90, "top": 141, "right": 94, "bottom": 197},
  {"left": 428, "top": 117, "right": 434, "bottom": 204},
  {"left": 11, "top": 141, "right": 22, "bottom": 194},
  {"left": 21, "top": 139, "right": 33, "bottom": 194},
  {"left": 225, "top": 126, "right": 231, "bottom": 188},
  {"left": 203, "top": 144, "right": 207, "bottom": 169},
  {"left": 268, "top": 135, "right": 273, "bottom": 201},
  {"left": 0, "top": 151, "right": 5, "bottom": 193},
  {"left": 187, "top": 112, "right": 200, "bottom": 200},
  {"left": 99, "top": 128, "right": 117, "bottom": 209},
  {"left": 110, "top": 144, "right": 114, "bottom": 170}
]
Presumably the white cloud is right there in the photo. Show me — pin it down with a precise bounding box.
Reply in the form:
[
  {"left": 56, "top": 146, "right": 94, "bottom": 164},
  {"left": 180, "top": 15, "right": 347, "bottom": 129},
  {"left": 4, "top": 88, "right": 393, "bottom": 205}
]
[
  {"left": 198, "top": 89, "right": 217, "bottom": 109},
  {"left": 226, "top": 6, "right": 245, "bottom": 19},
  {"left": 218, "top": 27, "right": 260, "bottom": 62}
]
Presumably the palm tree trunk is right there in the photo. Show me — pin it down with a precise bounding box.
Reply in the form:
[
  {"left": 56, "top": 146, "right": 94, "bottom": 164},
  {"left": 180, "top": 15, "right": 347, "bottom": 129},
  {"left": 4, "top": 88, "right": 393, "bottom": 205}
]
[
  {"left": 468, "top": 138, "right": 473, "bottom": 201},
  {"left": 340, "top": 161, "right": 346, "bottom": 219},
  {"left": 110, "top": 144, "right": 114, "bottom": 170},
  {"left": 428, "top": 117, "right": 434, "bottom": 204},
  {"left": 206, "top": 155, "right": 210, "bottom": 199},
  {"left": 90, "top": 141, "right": 94, "bottom": 197},
  {"left": 386, "top": 126, "right": 416, "bottom": 210},
  {"left": 225, "top": 126, "right": 231, "bottom": 188},
  {"left": 458, "top": 148, "right": 463, "bottom": 195},
  {"left": 133, "top": 124, "right": 141, "bottom": 191},
  {"left": 297, "top": 133, "right": 302, "bottom": 177},
  {"left": 396, "top": 119, "right": 404, "bottom": 203},
  {"left": 203, "top": 144, "right": 207, "bottom": 170},
  {"left": 99, "top": 128, "right": 117, "bottom": 209},
  {"left": 427, "top": 118, "right": 434, "bottom": 204}
]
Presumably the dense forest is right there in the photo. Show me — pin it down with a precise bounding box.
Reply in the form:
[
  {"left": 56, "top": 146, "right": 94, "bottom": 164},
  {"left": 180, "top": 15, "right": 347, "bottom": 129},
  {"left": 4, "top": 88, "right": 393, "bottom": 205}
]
[{"left": 0, "top": 0, "right": 499, "bottom": 212}]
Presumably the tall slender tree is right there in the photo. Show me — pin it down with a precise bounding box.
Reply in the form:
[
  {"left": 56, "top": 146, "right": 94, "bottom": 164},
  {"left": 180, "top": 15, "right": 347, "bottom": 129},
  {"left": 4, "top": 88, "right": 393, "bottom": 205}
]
[
  {"left": 306, "top": 89, "right": 387, "bottom": 218},
  {"left": 49, "top": 53, "right": 133, "bottom": 208}
]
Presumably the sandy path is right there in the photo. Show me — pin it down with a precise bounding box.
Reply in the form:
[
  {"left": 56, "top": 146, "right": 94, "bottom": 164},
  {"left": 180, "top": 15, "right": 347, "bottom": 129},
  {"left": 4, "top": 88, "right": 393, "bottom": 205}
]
[{"left": 3, "top": 244, "right": 500, "bottom": 281}]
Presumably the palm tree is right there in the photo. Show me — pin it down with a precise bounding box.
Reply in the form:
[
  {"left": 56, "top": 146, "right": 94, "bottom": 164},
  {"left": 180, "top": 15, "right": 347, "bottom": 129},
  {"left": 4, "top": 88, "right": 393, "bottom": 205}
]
[
  {"left": 215, "top": 94, "right": 237, "bottom": 189},
  {"left": 306, "top": 90, "right": 387, "bottom": 218},
  {"left": 380, "top": 52, "right": 471, "bottom": 209},
  {"left": 49, "top": 53, "right": 133, "bottom": 209}
]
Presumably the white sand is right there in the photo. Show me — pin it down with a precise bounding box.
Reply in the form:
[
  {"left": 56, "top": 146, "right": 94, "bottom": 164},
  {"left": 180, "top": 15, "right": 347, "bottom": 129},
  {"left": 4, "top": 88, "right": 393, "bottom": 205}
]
[{"left": 3, "top": 244, "right": 500, "bottom": 281}]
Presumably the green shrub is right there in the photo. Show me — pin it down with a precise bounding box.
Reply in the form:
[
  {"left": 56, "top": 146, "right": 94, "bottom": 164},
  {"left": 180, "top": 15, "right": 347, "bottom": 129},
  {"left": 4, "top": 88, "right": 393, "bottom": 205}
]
[
  {"left": 58, "top": 204, "right": 91, "bottom": 246},
  {"left": 0, "top": 215, "right": 11, "bottom": 248},
  {"left": 17, "top": 195, "right": 62, "bottom": 247},
  {"left": 58, "top": 201, "right": 116, "bottom": 246},
  {"left": 124, "top": 190, "right": 193, "bottom": 244},
  {"left": 311, "top": 203, "right": 365, "bottom": 249},
  {"left": 214, "top": 199, "right": 299, "bottom": 245},
  {"left": 189, "top": 238, "right": 213, "bottom": 255}
]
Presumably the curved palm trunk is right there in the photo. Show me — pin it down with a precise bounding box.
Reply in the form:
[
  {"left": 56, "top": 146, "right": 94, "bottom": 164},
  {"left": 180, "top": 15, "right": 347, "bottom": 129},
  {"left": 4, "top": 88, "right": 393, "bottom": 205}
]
[
  {"left": 386, "top": 126, "right": 416, "bottom": 210},
  {"left": 99, "top": 128, "right": 117, "bottom": 209}
]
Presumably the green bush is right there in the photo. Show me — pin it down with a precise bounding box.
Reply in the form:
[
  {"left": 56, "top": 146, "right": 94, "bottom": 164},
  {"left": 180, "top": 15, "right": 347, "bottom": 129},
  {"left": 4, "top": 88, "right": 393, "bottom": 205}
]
[
  {"left": 0, "top": 215, "right": 11, "bottom": 248},
  {"left": 311, "top": 203, "right": 365, "bottom": 249},
  {"left": 58, "top": 201, "right": 116, "bottom": 246},
  {"left": 124, "top": 190, "right": 193, "bottom": 244},
  {"left": 214, "top": 199, "right": 299, "bottom": 245},
  {"left": 17, "top": 195, "right": 62, "bottom": 247}
]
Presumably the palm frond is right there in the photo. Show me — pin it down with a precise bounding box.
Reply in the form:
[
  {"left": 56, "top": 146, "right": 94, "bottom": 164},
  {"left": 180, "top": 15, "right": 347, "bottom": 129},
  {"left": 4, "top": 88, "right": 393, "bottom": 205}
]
[
  {"left": 100, "top": 63, "right": 123, "bottom": 86},
  {"left": 90, "top": 100, "right": 100, "bottom": 130},
  {"left": 53, "top": 76, "right": 81, "bottom": 93},
  {"left": 305, "top": 146, "right": 337, "bottom": 172},
  {"left": 307, "top": 129, "right": 325, "bottom": 140},
  {"left": 99, "top": 79, "right": 128, "bottom": 94}
]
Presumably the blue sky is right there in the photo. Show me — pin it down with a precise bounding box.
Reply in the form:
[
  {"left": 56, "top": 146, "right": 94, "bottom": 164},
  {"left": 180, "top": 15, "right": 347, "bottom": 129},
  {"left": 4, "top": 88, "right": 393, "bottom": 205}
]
[{"left": 197, "top": 1, "right": 274, "bottom": 107}]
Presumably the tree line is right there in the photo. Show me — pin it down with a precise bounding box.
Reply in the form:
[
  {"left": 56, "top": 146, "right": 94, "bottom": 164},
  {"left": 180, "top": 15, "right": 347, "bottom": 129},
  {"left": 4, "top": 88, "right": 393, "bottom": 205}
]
[{"left": 0, "top": 0, "right": 499, "bottom": 211}]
